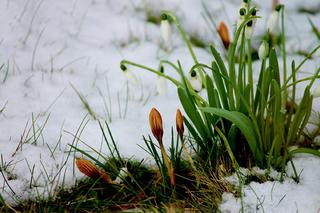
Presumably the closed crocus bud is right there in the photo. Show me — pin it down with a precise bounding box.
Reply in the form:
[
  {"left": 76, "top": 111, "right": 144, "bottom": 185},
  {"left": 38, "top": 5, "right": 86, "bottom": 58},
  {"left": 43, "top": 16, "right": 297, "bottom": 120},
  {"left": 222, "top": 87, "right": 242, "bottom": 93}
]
[
  {"left": 75, "top": 158, "right": 112, "bottom": 184},
  {"left": 267, "top": 5, "right": 281, "bottom": 36},
  {"left": 160, "top": 14, "right": 171, "bottom": 50},
  {"left": 149, "top": 108, "right": 164, "bottom": 143},
  {"left": 189, "top": 70, "right": 202, "bottom": 92},
  {"left": 312, "top": 84, "right": 320, "bottom": 98},
  {"left": 176, "top": 109, "right": 184, "bottom": 139},
  {"left": 258, "top": 40, "right": 269, "bottom": 59},
  {"left": 218, "top": 21, "right": 230, "bottom": 49},
  {"left": 245, "top": 20, "right": 254, "bottom": 39},
  {"left": 156, "top": 66, "right": 167, "bottom": 96},
  {"left": 121, "top": 64, "right": 138, "bottom": 86}
]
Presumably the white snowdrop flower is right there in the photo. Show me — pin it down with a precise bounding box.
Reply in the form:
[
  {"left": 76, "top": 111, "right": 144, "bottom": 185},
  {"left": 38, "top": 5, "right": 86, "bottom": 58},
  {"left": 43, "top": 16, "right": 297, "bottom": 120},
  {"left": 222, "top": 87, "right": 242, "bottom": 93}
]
[
  {"left": 156, "top": 66, "right": 167, "bottom": 95},
  {"left": 160, "top": 14, "right": 171, "bottom": 50},
  {"left": 258, "top": 40, "right": 269, "bottom": 60},
  {"left": 245, "top": 20, "right": 254, "bottom": 39},
  {"left": 189, "top": 70, "right": 202, "bottom": 92},
  {"left": 266, "top": 5, "right": 281, "bottom": 36},
  {"left": 121, "top": 64, "right": 138, "bottom": 86},
  {"left": 315, "top": 47, "right": 320, "bottom": 57},
  {"left": 113, "top": 167, "right": 129, "bottom": 184},
  {"left": 312, "top": 84, "right": 320, "bottom": 98}
]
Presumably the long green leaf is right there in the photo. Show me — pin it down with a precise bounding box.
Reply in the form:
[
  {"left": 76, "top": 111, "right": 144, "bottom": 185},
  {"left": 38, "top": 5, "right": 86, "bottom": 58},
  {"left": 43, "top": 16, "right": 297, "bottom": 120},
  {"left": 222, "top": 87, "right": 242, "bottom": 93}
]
[{"left": 200, "top": 107, "right": 264, "bottom": 165}]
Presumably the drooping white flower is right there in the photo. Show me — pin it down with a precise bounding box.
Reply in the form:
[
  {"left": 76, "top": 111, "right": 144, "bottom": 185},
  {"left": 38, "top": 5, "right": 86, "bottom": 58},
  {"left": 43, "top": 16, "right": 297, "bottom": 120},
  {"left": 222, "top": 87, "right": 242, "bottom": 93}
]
[
  {"left": 315, "top": 47, "right": 320, "bottom": 57},
  {"left": 113, "top": 167, "right": 129, "bottom": 184},
  {"left": 160, "top": 14, "right": 171, "bottom": 50},
  {"left": 237, "top": 8, "right": 247, "bottom": 29},
  {"left": 157, "top": 76, "right": 167, "bottom": 96},
  {"left": 312, "top": 84, "right": 320, "bottom": 98},
  {"left": 245, "top": 20, "right": 254, "bottom": 39},
  {"left": 121, "top": 64, "right": 138, "bottom": 86},
  {"left": 189, "top": 70, "right": 202, "bottom": 92},
  {"left": 258, "top": 40, "right": 269, "bottom": 60},
  {"left": 266, "top": 5, "right": 281, "bottom": 36}
]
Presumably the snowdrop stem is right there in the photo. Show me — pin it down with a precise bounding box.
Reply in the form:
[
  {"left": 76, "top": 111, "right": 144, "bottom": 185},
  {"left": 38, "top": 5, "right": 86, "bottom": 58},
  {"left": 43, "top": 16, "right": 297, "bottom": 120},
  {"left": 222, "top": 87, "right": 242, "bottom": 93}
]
[
  {"left": 247, "top": 38, "right": 254, "bottom": 110},
  {"left": 120, "top": 60, "right": 181, "bottom": 86},
  {"left": 280, "top": 5, "right": 287, "bottom": 112},
  {"left": 160, "top": 11, "right": 206, "bottom": 87}
]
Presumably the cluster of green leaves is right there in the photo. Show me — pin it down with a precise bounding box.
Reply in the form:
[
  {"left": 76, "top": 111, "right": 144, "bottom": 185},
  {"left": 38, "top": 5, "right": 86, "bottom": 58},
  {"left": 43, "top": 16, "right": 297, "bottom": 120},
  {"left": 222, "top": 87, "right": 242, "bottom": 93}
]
[{"left": 120, "top": 1, "right": 320, "bottom": 175}]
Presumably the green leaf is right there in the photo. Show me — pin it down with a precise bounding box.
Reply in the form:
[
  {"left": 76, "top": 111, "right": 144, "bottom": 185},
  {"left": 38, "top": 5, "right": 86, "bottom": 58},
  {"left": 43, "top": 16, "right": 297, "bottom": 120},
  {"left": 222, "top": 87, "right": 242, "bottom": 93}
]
[
  {"left": 269, "top": 48, "right": 280, "bottom": 85},
  {"left": 200, "top": 107, "right": 264, "bottom": 166},
  {"left": 211, "top": 62, "right": 229, "bottom": 109},
  {"left": 289, "top": 148, "right": 320, "bottom": 157},
  {"left": 178, "top": 87, "right": 208, "bottom": 140}
]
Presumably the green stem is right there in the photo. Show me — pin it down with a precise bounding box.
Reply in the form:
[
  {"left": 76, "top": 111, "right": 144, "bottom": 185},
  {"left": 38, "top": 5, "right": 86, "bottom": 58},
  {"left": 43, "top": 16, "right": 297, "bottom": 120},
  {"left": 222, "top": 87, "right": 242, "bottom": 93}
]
[
  {"left": 161, "top": 11, "right": 206, "bottom": 87},
  {"left": 281, "top": 5, "right": 287, "bottom": 112},
  {"left": 247, "top": 38, "right": 254, "bottom": 110}
]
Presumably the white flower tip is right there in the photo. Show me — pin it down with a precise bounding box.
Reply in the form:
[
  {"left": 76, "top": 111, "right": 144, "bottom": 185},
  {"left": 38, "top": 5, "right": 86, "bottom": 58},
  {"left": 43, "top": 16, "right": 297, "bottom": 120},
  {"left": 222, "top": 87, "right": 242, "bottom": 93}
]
[
  {"left": 258, "top": 41, "right": 269, "bottom": 60},
  {"left": 157, "top": 76, "right": 167, "bottom": 96},
  {"left": 113, "top": 167, "right": 129, "bottom": 184},
  {"left": 312, "top": 84, "right": 320, "bottom": 98}
]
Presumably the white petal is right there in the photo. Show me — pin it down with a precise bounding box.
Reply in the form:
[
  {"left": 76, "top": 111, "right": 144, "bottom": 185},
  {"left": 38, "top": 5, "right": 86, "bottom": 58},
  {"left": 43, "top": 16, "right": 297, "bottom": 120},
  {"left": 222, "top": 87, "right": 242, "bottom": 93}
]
[
  {"left": 113, "top": 167, "right": 129, "bottom": 184},
  {"left": 266, "top": 11, "right": 279, "bottom": 35},
  {"left": 312, "top": 84, "right": 320, "bottom": 98},
  {"left": 156, "top": 76, "right": 167, "bottom": 96},
  {"left": 258, "top": 41, "right": 269, "bottom": 59},
  {"left": 245, "top": 26, "right": 253, "bottom": 39},
  {"left": 124, "top": 71, "right": 138, "bottom": 86},
  {"left": 161, "top": 20, "right": 171, "bottom": 48},
  {"left": 190, "top": 77, "right": 202, "bottom": 92},
  {"left": 315, "top": 47, "right": 320, "bottom": 57}
]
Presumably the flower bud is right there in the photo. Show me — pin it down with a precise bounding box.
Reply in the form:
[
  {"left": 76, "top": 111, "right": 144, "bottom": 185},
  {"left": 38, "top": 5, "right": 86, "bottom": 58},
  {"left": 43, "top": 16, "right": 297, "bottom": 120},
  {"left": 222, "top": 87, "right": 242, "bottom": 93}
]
[
  {"left": 189, "top": 70, "right": 202, "bottom": 92},
  {"left": 218, "top": 21, "right": 230, "bottom": 50},
  {"left": 149, "top": 108, "right": 164, "bottom": 143},
  {"left": 176, "top": 109, "right": 184, "bottom": 139},
  {"left": 160, "top": 14, "right": 171, "bottom": 50},
  {"left": 76, "top": 158, "right": 112, "bottom": 184},
  {"left": 258, "top": 40, "right": 269, "bottom": 60}
]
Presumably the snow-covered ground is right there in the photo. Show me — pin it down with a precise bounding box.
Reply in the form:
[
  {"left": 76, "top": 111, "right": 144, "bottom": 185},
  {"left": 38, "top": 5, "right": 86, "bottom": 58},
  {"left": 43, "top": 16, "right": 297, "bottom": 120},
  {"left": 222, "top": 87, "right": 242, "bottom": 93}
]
[{"left": 0, "top": 0, "right": 319, "bottom": 211}]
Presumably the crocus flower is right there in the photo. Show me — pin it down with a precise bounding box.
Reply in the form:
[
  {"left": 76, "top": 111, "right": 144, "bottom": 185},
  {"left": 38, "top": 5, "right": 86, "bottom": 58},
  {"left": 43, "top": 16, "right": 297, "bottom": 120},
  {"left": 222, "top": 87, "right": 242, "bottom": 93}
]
[
  {"left": 189, "top": 70, "right": 202, "bottom": 92},
  {"left": 160, "top": 14, "right": 172, "bottom": 50},
  {"left": 176, "top": 109, "right": 184, "bottom": 139},
  {"left": 218, "top": 21, "right": 230, "bottom": 49},
  {"left": 149, "top": 108, "right": 175, "bottom": 186},
  {"left": 75, "top": 158, "right": 112, "bottom": 184}
]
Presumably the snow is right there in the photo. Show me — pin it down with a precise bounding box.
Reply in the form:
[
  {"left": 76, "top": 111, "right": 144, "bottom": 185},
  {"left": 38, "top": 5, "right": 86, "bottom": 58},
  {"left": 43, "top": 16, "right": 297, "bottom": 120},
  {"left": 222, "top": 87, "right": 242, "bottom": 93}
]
[{"left": 0, "top": 0, "right": 319, "bottom": 211}]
